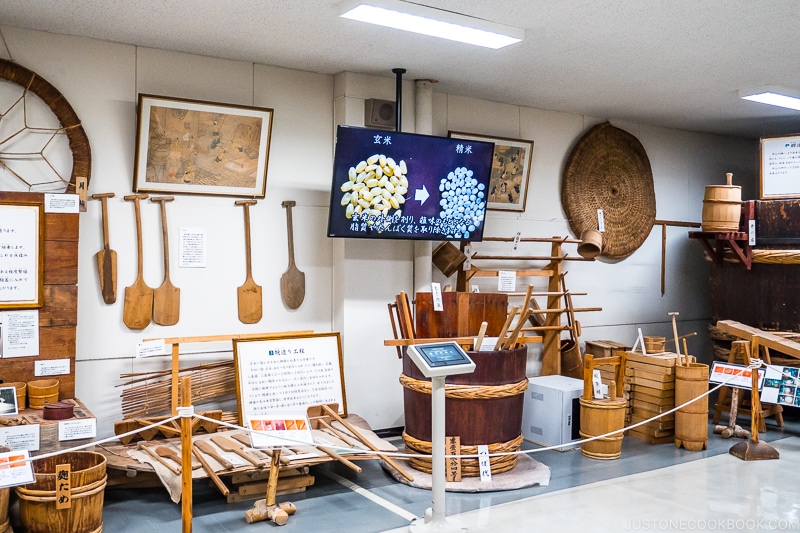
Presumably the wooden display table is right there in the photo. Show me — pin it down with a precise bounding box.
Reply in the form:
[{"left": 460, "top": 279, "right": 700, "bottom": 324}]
[{"left": 0, "top": 398, "right": 95, "bottom": 456}]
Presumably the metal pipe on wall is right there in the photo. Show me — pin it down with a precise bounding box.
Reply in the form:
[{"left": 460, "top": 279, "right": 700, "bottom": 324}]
[{"left": 414, "top": 79, "right": 435, "bottom": 293}]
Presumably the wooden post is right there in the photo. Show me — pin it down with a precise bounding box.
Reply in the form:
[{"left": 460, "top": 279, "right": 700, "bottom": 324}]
[
  {"left": 541, "top": 239, "right": 563, "bottom": 375},
  {"left": 180, "top": 376, "right": 193, "bottom": 533}
]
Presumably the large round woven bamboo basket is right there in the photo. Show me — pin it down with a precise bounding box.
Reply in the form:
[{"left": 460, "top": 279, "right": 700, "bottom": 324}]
[
  {"left": 562, "top": 122, "right": 656, "bottom": 259},
  {"left": 401, "top": 345, "right": 528, "bottom": 476},
  {"left": 17, "top": 451, "right": 106, "bottom": 533}
]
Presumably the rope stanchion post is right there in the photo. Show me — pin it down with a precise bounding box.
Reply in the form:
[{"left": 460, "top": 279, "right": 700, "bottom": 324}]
[
  {"left": 179, "top": 376, "right": 193, "bottom": 533},
  {"left": 729, "top": 348, "right": 780, "bottom": 461}
]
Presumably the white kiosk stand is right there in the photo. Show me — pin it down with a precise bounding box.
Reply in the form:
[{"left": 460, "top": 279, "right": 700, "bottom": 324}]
[{"left": 406, "top": 341, "right": 476, "bottom": 533}]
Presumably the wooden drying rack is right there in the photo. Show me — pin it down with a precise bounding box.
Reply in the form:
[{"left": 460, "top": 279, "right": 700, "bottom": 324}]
[
  {"left": 142, "top": 330, "right": 314, "bottom": 415},
  {"left": 454, "top": 235, "right": 601, "bottom": 375}
]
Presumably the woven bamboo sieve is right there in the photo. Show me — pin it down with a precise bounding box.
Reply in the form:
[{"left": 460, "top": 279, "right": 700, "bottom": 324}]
[{"left": 561, "top": 122, "right": 656, "bottom": 259}]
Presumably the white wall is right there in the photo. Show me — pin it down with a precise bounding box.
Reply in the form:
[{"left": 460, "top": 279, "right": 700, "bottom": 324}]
[{"left": 0, "top": 26, "right": 757, "bottom": 438}]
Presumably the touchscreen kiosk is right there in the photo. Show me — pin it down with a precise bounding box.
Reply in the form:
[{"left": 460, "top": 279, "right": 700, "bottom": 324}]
[{"left": 406, "top": 341, "right": 475, "bottom": 378}]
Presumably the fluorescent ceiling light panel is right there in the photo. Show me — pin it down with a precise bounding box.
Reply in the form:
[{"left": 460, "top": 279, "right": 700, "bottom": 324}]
[
  {"left": 339, "top": 0, "right": 524, "bottom": 49},
  {"left": 740, "top": 85, "right": 800, "bottom": 111}
]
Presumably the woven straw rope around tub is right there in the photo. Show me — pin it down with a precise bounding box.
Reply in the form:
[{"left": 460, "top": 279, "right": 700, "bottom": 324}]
[
  {"left": 399, "top": 374, "right": 528, "bottom": 475},
  {"left": 709, "top": 249, "right": 800, "bottom": 265}
]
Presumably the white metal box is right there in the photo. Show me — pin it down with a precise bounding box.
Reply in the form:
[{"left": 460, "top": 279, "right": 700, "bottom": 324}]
[{"left": 521, "top": 375, "right": 584, "bottom": 451}]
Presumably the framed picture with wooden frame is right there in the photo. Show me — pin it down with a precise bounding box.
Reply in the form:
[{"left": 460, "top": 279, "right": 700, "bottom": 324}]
[
  {"left": 0, "top": 200, "right": 44, "bottom": 309},
  {"left": 232, "top": 332, "right": 347, "bottom": 426},
  {"left": 133, "top": 94, "right": 274, "bottom": 198},
  {"left": 759, "top": 133, "right": 800, "bottom": 199},
  {"left": 448, "top": 131, "right": 534, "bottom": 212}
]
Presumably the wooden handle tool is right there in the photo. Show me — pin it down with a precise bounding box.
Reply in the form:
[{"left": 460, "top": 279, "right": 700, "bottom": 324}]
[
  {"left": 494, "top": 306, "right": 519, "bottom": 350},
  {"left": 150, "top": 196, "right": 180, "bottom": 326},
  {"left": 280, "top": 200, "right": 305, "bottom": 309},
  {"left": 156, "top": 445, "right": 198, "bottom": 470},
  {"left": 140, "top": 444, "right": 180, "bottom": 475},
  {"left": 474, "top": 321, "right": 488, "bottom": 351},
  {"left": 316, "top": 444, "right": 362, "bottom": 473},
  {"left": 195, "top": 440, "right": 235, "bottom": 470},
  {"left": 235, "top": 199, "right": 262, "bottom": 323},
  {"left": 92, "top": 192, "right": 117, "bottom": 304},
  {"left": 320, "top": 404, "right": 413, "bottom": 482},
  {"left": 122, "top": 193, "right": 153, "bottom": 329},
  {"left": 211, "top": 434, "right": 266, "bottom": 468},
  {"left": 191, "top": 443, "right": 229, "bottom": 496}
]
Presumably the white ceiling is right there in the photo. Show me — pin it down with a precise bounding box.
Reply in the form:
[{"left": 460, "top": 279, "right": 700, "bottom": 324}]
[{"left": 1, "top": 0, "right": 799, "bottom": 139}]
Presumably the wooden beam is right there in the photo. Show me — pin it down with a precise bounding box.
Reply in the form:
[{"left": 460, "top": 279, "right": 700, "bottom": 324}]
[{"left": 716, "top": 320, "right": 800, "bottom": 359}]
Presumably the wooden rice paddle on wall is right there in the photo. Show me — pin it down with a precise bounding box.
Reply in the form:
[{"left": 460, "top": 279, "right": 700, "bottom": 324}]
[
  {"left": 236, "top": 200, "right": 262, "bottom": 323},
  {"left": 92, "top": 192, "right": 117, "bottom": 304},
  {"left": 123, "top": 194, "right": 153, "bottom": 329},
  {"left": 280, "top": 200, "right": 305, "bottom": 309},
  {"left": 151, "top": 196, "right": 180, "bottom": 326}
]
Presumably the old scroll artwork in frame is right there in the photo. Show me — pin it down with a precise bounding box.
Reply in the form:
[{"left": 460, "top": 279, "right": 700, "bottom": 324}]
[
  {"left": 133, "top": 94, "right": 273, "bottom": 197},
  {"left": 449, "top": 131, "right": 534, "bottom": 212}
]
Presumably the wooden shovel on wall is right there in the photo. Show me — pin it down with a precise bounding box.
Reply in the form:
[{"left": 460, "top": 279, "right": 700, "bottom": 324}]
[
  {"left": 92, "top": 192, "right": 117, "bottom": 304},
  {"left": 151, "top": 196, "right": 180, "bottom": 326},
  {"left": 236, "top": 200, "right": 262, "bottom": 323},
  {"left": 280, "top": 200, "right": 305, "bottom": 309},
  {"left": 123, "top": 194, "right": 153, "bottom": 329}
]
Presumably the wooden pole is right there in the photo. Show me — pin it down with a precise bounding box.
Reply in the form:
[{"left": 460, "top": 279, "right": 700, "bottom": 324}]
[{"left": 180, "top": 376, "right": 193, "bottom": 533}]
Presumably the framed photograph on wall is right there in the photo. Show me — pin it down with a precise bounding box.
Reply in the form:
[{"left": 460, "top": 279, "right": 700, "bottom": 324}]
[
  {"left": 449, "top": 131, "right": 534, "bottom": 212},
  {"left": 133, "top": 94, "right": 274, "bottom": 197},
  {"left": 760, "top": 133, "right": 800, "bottom": 199},
  {"left": 0, "top": 201, "right": 43, "bottom": 309}
]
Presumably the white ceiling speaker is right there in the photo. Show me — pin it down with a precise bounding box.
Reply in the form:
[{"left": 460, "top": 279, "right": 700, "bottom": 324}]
[{"left": 365, "top": 98, "right": 397, "bottom": 129}]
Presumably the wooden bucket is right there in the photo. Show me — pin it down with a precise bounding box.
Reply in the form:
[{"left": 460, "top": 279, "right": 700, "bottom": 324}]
[
  {"left": 577, "top": 229, "right": 602, "bottom": 259},
  {"left": 6, "top": 382, "right": 26, "bottom": 410},
  {"left": 16, "top": 451, "right": 106, "bottom": 533},
  {"left": 26, "top": 380, "right": 59, "bottom": 409},
  {"left": 401, "top": 345, "right": 528, "bottom": 476},
  {"left": 674, "top": 363, "right": 709, "bottom": 451},
  {"left": 579, "top": 397, "right": 627, "bottom": 460},
  {"left": 701, "top": 173, "right": 741, "bottom": 232},
  {"left": 643, "top": 336, "right": 665, "bottom": 353}
]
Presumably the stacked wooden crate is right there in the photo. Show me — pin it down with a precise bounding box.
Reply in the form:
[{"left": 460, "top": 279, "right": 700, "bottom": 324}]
[{"left": 624, "top": 351, "right": 693, "bottom": 444}]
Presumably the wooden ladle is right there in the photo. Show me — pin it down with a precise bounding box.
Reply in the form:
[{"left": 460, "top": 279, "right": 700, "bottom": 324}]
[{"left": 280, "top": 200, "right": 305, "bottom": 309}]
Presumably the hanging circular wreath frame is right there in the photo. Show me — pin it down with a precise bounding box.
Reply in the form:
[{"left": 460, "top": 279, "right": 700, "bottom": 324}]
[
  {"left": 561, "top": 122, "right": 655, "bottom": 259},
  {"left": 0, "top": 58, "right": 91, "bottom": 193}
]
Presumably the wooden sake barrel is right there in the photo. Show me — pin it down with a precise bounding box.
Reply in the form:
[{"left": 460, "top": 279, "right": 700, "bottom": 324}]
[
  {"left": 17, "top": 451, "right": 106, "bottom": 533},
  {"left": 701, "top": 173, "right": 741, "bottom": 232},
  {"left": 579, "top": 396, "right": 627, "bottom": 460},
  {"left": 401, "top": 345, "right": 528, "bottom": 476},
  {"left": 674, "top": 363, "right": 709, "bottom": 451}
]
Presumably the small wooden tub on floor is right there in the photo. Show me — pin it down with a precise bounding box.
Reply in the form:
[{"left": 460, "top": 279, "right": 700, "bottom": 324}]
[
  {"left": 674, "top": 362, "right": 709, "bottom": 451},
  {"left": 401, "top": 345, "right": 528, "bottom": 476},
  {"left": 16, "top": 451, "right": 106, "bottom": 533},
  {"left": 579, "top": 352, "right": 627, "bottom": 460}
]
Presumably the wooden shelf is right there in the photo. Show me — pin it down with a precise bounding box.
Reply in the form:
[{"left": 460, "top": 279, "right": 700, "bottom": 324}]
[{"left": 688, "top": 231, "right": 752, "bottom": 270}]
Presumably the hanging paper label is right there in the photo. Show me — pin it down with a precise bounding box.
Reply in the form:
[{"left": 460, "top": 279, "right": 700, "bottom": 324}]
[
  {"left": 431, "top": 282, "right": 444, "bottom": 311},
  {"left": 445, "top": 436, "right": 461, "bottom": 482},
  {"left": 597, "top": 209, "right": 605, "bottom": 232},
  {"left": 478, "top": 444, "right": 492, "bottom": 482}
]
